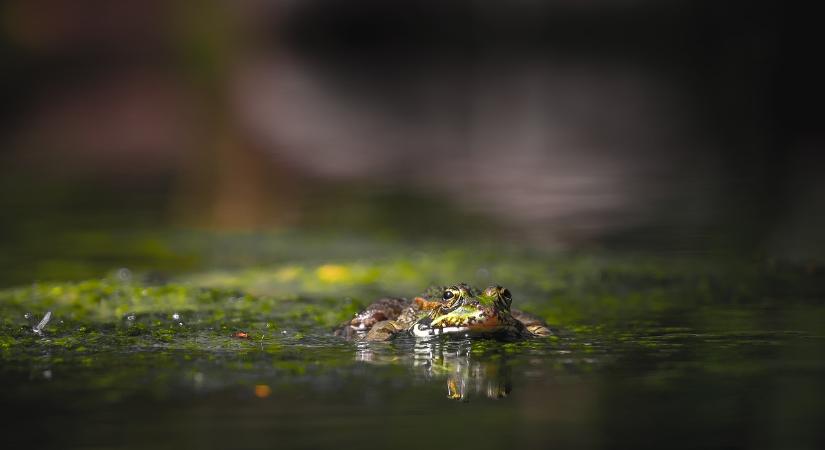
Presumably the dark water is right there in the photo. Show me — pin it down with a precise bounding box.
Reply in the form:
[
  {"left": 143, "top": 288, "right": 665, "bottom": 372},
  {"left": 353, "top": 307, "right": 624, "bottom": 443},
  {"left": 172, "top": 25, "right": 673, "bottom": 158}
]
[
  {"left": 1, "top": 232, "right": 823, "bottom": 449},
  {"left": 2, "top": 310, "right": 823, "bottom": 450}
]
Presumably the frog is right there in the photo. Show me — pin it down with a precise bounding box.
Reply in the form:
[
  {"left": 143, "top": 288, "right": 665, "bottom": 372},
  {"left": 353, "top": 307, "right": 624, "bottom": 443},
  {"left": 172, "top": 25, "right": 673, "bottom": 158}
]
[{"left": 335, "top": 283, "right": 552, "bottom": 341}]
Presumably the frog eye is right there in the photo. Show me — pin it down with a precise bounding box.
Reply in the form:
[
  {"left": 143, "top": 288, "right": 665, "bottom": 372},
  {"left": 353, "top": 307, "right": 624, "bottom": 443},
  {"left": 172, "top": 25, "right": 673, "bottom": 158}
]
[
  {"left": 442, "top": 288, "right": 463, "bottom": 308},
  {"left": 489, "top": 286, "right": 512, "bottom": 308}
]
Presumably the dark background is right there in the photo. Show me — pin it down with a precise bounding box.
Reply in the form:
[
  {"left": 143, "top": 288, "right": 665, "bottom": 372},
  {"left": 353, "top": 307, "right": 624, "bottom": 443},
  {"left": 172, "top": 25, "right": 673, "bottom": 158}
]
[{"left": 1, "top": 0, "right": 823, "bottom": 275}]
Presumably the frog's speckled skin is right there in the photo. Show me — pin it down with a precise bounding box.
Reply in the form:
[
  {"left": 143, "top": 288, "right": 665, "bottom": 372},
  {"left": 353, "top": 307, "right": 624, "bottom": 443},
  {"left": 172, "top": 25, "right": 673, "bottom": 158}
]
[{"left": 335, "top": 284, "right": 552, "bottom": 341}]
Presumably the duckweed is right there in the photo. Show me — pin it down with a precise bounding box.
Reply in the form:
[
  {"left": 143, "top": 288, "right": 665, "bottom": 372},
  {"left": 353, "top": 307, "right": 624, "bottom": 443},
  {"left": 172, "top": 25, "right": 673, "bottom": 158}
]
[{"left": 1, "top": 234, "right": 823, "bottom": 449}]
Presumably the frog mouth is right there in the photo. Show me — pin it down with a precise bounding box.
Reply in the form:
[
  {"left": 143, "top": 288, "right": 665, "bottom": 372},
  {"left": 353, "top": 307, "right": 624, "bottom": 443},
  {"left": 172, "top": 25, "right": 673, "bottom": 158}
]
[{"left": 411, "top": 306, "right": 510, "bottom": 337}]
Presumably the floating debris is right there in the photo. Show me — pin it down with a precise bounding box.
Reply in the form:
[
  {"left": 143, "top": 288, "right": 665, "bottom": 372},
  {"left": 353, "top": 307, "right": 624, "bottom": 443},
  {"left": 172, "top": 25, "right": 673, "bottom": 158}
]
[
  {"left": 231, "top": 331, "right": 251, "bottom": 339},
  {"left": 33, "top": 311, "right": 52, "bottom": 335},
  {"left": 254, "top": 384, "right": 272, "bottom": 398},
  {"left": 116, "top": 268, "right": 132, "bottom": 282}
]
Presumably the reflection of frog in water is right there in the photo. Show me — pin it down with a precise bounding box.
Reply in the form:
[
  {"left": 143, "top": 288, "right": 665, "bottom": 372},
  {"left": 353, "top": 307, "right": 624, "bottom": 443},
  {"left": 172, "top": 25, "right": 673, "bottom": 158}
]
[
  {"left": 356, "top": 336, "right": 514, "bottom": 401},
  {"left": 336, "top": 284, "right": 552, "bottom": 341},
  {"left": 422, "top": 340, "right": 513, "bottom": 401}
]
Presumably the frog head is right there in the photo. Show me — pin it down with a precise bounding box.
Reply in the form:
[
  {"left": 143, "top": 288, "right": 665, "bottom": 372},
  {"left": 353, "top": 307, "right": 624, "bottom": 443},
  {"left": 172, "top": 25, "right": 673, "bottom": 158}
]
[{"left": 410, "top": 284, "right": 519, "bottom": 337}]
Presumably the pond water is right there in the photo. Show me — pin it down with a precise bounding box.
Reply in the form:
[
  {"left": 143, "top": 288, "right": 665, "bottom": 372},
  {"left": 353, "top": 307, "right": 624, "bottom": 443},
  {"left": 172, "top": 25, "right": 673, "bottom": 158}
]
[{"left": 1, "top": 240, "right": 823, "bottom": 449}]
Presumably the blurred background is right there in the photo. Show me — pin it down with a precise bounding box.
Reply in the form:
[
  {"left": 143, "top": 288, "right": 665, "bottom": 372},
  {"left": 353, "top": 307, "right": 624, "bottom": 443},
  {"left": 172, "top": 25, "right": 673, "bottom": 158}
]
[
  {"left": 2, "top": 4, "right": 824, "bottom": 448},
  {"left": 1, "top": 0, "right": 822, "bottom": 285}
]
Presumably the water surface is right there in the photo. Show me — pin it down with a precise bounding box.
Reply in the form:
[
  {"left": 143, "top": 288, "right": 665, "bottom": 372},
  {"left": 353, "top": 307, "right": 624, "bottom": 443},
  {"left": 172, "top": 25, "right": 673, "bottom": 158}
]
[{"left": 1, "top": 244, "right": 823, "bottom": 449}]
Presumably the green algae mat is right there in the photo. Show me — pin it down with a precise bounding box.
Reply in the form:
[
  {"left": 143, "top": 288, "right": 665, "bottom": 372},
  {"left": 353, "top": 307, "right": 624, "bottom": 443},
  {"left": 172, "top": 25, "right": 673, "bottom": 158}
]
[{"left": 1, "top": 234, "right": 824, "bottom": 449}]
